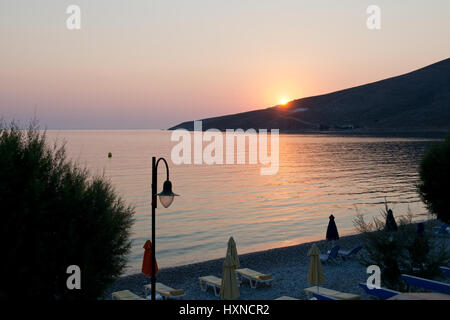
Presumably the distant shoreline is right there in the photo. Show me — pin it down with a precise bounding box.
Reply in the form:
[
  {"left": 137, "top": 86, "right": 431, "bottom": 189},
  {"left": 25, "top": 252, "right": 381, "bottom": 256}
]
[
  {"left": 41, "top": 128, "right": 448, "bottom": 137},
  {"left": 166, "top": 127, "right": 448, "bottom": 138}
]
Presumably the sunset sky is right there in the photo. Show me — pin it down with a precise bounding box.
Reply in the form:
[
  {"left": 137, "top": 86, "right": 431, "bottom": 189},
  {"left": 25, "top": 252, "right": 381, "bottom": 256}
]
[{"left": 1, "top": 0, "right": 449, "bottom": 129}]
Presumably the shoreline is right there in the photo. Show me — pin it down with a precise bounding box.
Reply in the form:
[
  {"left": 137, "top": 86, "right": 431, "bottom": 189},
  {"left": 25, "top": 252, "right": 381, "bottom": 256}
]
[
  {"left": 104, "top": 219, "right": 448, "bottom": 300},
  {"left": 103, "top": 232, "right": 374, "bottom": 300},
  {"left": 166, "top": 127, "right": 449, "bottom": 137},
  {"left": 121, "top": 226, "right": 361, "bottom": 275}
]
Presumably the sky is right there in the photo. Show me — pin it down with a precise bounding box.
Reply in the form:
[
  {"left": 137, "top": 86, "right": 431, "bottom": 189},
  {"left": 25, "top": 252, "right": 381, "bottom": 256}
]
[{"left": 1, "top": 0, "right": 449, "bottom": 129}]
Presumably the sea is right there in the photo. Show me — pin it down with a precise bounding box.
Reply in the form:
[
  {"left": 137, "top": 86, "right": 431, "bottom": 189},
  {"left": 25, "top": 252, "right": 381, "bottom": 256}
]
[{"left": 45, "top": 130, "right": 443, "bottom": 273}]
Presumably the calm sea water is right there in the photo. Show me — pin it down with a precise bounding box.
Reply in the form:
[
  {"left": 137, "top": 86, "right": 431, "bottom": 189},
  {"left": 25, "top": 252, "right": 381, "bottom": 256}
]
[{"left": 46, "top": 130, "right": 441, "bottom": 273}]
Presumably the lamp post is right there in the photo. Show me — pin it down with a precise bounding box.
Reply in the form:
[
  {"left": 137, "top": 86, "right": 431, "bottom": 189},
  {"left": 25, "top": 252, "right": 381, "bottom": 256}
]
[{"left": 151, "top": 156, "right": 178, "bottom": 300}]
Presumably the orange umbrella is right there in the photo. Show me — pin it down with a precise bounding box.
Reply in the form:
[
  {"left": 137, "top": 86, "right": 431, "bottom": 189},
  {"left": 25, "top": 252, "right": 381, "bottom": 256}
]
[{"left": 142, "top": 240, "right": 158, "bottom": 277}]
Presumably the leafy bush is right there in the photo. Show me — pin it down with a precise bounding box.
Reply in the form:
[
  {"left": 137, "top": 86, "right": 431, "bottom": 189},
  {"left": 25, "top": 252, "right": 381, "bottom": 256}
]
[
  {"left": 0, "top": 123, "right": 134, "bottom": 299},
  {"left": 353, "top": 205, "right": 449, "bottom": 291},
  {"left": 418, "top": 133, "right": 450, "bottom": 224}
]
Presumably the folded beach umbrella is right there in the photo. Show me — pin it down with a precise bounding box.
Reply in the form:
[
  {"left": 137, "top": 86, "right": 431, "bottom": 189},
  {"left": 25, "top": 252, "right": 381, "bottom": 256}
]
[
  {"left": 142, "top": 240, "right": 158, "bottom": 277},
  {"left": 326, "top": 214, "right": 339, "bottom": 248},
  {"left": 226, "top": 237, "right": 240, "bottom": 269},
  {"left": 385, "top": 209, "right": 398, "bottom": 232},
  {"left": 221, "top": 252, "right": 240, "bottom": 300},
  {"left": 307, "top": 244, "right": 325, "bottom": 293}
]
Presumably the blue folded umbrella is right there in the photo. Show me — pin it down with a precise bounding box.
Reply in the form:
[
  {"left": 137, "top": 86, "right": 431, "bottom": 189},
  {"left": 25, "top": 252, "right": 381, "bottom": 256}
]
[{"left": 326, "top": 214, "right": 339, "bottom": 241}]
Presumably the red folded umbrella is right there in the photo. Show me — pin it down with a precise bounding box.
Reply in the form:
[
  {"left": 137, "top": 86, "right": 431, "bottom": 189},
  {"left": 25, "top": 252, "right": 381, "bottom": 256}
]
[{"left": 142, "top": 240, "right": 158, "bottom": 277}]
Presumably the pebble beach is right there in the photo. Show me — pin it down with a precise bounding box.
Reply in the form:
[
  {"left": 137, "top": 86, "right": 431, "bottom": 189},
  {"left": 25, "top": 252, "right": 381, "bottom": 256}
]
[
  {"left": 103, "top": 233, "right": 377, "bottom": 300},
  {"left": 103, "top": 219, "right": 450, "bottom": 300}
]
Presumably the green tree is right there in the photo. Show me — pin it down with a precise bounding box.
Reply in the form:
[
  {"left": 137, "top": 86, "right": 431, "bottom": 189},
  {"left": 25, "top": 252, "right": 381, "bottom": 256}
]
[
  {"left": 418, "top": 133, "right": 450, "bottom": 224},
  {"left": 0, "top": 123, "right": 134, "bottom": 299}
]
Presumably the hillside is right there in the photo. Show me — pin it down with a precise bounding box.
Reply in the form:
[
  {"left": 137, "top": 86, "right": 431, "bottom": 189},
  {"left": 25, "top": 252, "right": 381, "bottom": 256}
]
[{"left": 169, "top": 58, "right": 450, "bottom": 132}]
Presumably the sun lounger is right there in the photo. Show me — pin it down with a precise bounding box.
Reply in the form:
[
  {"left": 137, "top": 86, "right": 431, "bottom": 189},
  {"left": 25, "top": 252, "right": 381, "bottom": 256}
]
[
  {"left": 275, "top": 296, "right": 299, "bottom": 300},
  {"left": 339, "top": 246, "right": 362, "bottom": 259},
  {"left": 199, "top": 276, "right": 222, "bottom": 297},
  {"left": 440, "top": 266, "right": 450, "bottom": 278},
  {"left": 320, "top": 245, "right": 340, "bottom": 262},
  {"left": 312, "top": 292, "right": 338, "bottom": 300},
  {"left": 304, "top": 286, "right": 360, "bottom": 300},
  {"left": 236, "top": 268, "right": 273, "bottom": 288},
  {"left": 433, "top": 223, "right": 448, "bottom": 232},
  {"left": 144, "top": 282, "right": 185, "bottom": 300},
  {"left": 433, "top": 223, "right": 449, "bottom": 237},
  {"left": 388, "top": 292, "right": 450, "bottom": 300},
  {"left": 359, "top": 283, "right": 400, "bottom": 299},
  {"left": 111, "top": 290, "right": 146, "bottom": 300},
  {"left": 401, "top": 274, "right": 450, "bottom": 295}
]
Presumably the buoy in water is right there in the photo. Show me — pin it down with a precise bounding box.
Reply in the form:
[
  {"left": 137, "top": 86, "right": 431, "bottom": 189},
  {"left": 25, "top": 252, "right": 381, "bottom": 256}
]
[{"left": 108, "top": 152, "right": 112, "bottom": 158}]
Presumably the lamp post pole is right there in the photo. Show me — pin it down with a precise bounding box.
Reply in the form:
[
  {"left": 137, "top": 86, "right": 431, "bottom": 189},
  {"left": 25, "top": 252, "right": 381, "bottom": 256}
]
[
  {"left": 151, "top": 157, "right": 157, "bottom": 301},
  {"left": 151, "top": 156, "right": 172, "bottom": 301}
]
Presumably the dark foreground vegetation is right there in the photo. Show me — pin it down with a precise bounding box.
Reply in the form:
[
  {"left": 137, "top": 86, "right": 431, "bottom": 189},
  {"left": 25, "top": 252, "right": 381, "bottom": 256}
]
[
  {"left": 419, "top": 133, "right": 450, "bottom": 224},
  {"left": 0, "top": 123, "right": 134, "bottom": 299}
]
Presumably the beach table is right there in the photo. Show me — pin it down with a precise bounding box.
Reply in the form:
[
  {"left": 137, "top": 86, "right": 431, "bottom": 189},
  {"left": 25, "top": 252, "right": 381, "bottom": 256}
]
[
  {"left": 388, "top": 292, "right": 450, "bottom": 300},
  {"left": 304, "top": 286, "right": 360, "bottom": 300}
]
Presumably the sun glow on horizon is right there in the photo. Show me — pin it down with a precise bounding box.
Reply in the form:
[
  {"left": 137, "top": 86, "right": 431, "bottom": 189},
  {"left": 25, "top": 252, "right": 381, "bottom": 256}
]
[{"left": 280, "top": 99, "right": 289, "bottom": 105}]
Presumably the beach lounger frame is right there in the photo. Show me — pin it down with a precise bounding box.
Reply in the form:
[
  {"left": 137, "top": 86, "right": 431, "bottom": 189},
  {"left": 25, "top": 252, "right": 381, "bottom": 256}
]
[
  {"left": 320, "top": 245, "right": 340, "bottom": 263},
  {"left": 339, "top": 246, "right": 362, "bottom": 260},
  {"left": 236, "top": 268, "right": 273, "bottom": 289},
  {"left": 359, "top": 283, "right": 400, "bottom": 299},
  {"left": 199, "top": 276, "right": 222, "bottom": 297},
  {"left": 144, "top": 282, "right": 186, "bottom": 300},
  {"left": 312, "top": 292, "right": 338, "bottom": 300},
  {"left": 433, "top": 223, "right": 450, "bottom": 237},
  {"left": 401, "top": 274, "right": 450, "bottom": 295}
]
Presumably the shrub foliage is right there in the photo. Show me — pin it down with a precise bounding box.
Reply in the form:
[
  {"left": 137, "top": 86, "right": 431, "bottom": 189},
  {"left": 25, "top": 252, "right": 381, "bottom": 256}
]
[
  {"left": 418, "top": 133, "right": 450, "bottom": 224},
  {"left": 353, "top": 205, "right": 449, "bottom": 291},
  {"left": 0, "top": 123, "right": 134, "bottom": 299}
]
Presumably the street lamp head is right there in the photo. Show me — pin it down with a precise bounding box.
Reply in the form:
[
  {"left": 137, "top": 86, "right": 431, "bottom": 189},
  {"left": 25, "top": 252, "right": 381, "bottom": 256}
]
[{"left": 157, "top": 180, "right": 178, "bottom": 208}]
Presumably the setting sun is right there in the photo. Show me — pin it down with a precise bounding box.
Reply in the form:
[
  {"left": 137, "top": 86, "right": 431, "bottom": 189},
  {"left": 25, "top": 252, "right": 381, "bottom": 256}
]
[{"left": 280, "top": 99, "right": 289, "bottom": 105}]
